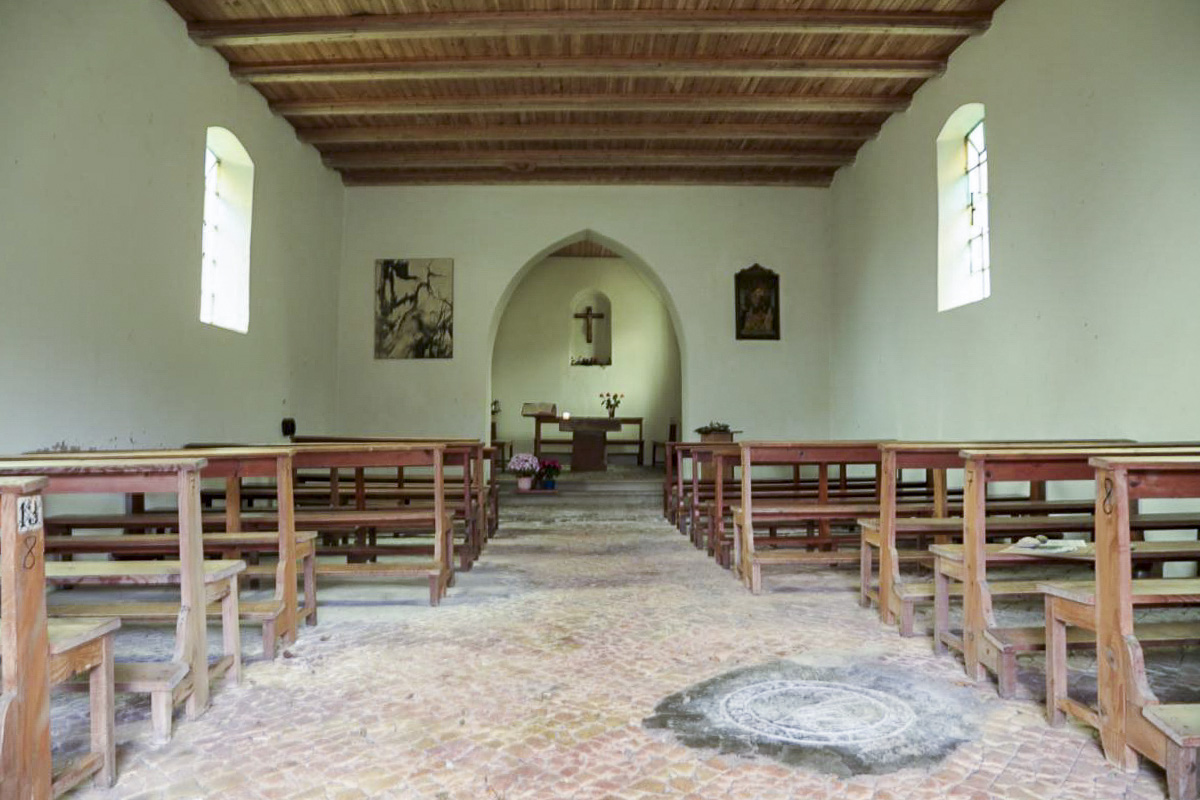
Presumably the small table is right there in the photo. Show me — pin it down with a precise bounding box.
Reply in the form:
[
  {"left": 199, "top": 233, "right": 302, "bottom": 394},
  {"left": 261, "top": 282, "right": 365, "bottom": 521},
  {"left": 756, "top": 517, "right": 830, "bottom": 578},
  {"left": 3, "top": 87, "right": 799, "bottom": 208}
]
[{"left": 560, "top": 417, "right": 622, "bottom": 472}]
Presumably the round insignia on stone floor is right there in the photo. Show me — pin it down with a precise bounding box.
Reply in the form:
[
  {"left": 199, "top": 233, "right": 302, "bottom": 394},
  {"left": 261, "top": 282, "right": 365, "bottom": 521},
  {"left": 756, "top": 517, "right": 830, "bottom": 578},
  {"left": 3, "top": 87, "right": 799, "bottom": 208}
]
[
  {"left": 644, "top": 659, "right": 983, "bottom": 776},
  {"left": 719, "top": 680, "right": 916, "bottom": 746}
]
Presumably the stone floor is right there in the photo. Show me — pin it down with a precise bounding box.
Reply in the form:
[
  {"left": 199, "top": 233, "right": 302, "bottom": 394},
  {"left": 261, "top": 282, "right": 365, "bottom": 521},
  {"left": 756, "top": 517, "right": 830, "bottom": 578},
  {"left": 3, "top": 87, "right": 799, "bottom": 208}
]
[{"left": 62, "top": 493, "right": 1183, "bottom": 800}]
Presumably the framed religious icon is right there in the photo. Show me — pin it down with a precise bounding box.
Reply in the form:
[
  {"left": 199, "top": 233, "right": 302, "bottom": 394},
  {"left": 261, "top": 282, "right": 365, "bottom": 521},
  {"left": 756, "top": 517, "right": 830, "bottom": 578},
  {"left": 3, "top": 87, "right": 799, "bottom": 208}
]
[{"left": 734, "top": 264, "right": 780, "bottom": 340}]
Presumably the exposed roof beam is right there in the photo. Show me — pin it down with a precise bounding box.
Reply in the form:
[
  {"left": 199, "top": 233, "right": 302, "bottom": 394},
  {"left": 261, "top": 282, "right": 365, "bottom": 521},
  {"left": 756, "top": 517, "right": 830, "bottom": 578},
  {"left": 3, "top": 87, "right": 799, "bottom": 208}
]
[
  {"left": 190, "top": 10, "right": 990, "bottom": 47},
  {"left": 323, "top": 149, "right": 855, "bottom": 170},
  {"left": 232, "top": 56, "right": 945, "bottom": 84},
  {"left": 274, "top": 94, "right": 908, "bottom": 118},
  {"left": 339, "top": 169, "right": 835, "bottom": 187},
  {"left": 298, "top": 122, "right": 880, "bottom": 145}
]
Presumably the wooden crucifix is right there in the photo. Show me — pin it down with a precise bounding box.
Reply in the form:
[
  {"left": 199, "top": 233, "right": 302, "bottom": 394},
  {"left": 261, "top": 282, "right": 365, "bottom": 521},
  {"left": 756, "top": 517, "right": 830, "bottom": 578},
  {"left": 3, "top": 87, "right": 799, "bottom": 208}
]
[{"left": 573, "top": 305, "right": 605, "bottom": 344}]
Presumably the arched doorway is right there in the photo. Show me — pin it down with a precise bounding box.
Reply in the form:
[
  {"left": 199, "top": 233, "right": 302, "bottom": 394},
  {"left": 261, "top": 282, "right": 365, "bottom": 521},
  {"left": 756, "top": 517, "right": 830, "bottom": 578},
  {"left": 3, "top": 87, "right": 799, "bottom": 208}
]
[{"left": 489, "top": 231, "right": 683, "bottom": 467}]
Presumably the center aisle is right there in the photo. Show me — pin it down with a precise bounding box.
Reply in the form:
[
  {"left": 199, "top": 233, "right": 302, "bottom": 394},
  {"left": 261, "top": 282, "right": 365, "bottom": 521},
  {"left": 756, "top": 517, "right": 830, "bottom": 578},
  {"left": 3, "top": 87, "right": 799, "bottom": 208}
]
[{"left": 74, "top": 492, "right": 1164, "bottom": 800}]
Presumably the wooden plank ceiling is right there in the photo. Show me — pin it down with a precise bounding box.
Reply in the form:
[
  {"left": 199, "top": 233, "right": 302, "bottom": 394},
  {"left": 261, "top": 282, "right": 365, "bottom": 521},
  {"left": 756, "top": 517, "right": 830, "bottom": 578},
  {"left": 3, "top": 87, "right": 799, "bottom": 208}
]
[{"left": 165, "top": 1, "right": 1006, "bottom": 187}]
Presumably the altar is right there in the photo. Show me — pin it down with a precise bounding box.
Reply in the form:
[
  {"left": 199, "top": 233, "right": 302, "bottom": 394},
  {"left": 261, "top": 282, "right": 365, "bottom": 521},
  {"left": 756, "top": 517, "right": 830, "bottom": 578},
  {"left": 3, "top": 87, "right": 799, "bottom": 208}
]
[{"left": 558, "top": 416, "right": 623, "bottom": 472}]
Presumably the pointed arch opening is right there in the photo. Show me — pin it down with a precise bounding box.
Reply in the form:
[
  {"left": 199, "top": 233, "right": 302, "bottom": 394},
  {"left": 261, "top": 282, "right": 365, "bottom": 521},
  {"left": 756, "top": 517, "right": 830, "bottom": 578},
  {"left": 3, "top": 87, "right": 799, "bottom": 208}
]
[{"left": 487, "top": 230, "right": 683, "bottom": 465}]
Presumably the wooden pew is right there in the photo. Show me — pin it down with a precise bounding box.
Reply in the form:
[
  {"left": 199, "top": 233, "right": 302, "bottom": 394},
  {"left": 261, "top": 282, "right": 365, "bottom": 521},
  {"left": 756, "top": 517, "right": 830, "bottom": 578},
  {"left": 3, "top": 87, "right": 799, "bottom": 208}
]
[
  {"left": 22, "top": 447, "right": 305, "bottom": 653},
  {"left": 871, "top": 440, "right": 1132, "bottom": 631},
  {"left": 43, "top": 559, "right": 245, "bottom": 742},
  {"left": 37, "top": 443, "right": 455, "bottom": 606},
  {"left": 708, "top": 445, "right": 934, "bottom": 568},
  {"left": 663, "top": 441, "right": 678, "bottom": 521},
  {"left": 671, "top": 442, "right": 880, "bottom": 552},
  {"left": 285, "top": 443, "right": 455, "bottom": 604},
  {"left": 933, "top": 536, "right": 1200, "bottom": 697},
  {"left": 42, "top": 531, "right": 319, "bottom": 629},
  {"left": 732, "top": 441, "right": 890, "bottom": 594},
  {"left": 1049, "top": 455, "right": 1200, "bottom": 798},
  {"left": 951, "top": 445, "right": 1200, "bottom": 696},
  {"left": 0, "top": 458, "right": 217, "bottom": 722},
  {"left": 291, "top": 436, "right": 487, "bottom": 564},
  {"left": 1042, "top": 578, "right": 1200, "bottom": 735},
  {"left": 1, "top": 476, "right": 118, "bottom": 799},
  {"left": 864, "top": 508, "right": 1174, "bottom": 636}
]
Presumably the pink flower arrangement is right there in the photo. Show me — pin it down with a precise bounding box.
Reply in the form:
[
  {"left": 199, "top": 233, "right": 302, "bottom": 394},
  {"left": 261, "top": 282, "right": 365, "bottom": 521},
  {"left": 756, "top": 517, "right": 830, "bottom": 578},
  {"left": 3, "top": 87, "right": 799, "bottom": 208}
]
[
  {"left": 507, "top": 452, "right": 540, "bottom": 477},
  {"left": 538, "top": 459, "right": 562, "bottom": 480}
]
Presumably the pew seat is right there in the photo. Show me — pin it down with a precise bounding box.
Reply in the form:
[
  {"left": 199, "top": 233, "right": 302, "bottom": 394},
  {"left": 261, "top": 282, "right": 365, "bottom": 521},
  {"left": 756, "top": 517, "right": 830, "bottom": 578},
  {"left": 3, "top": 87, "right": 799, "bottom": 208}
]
[
  {"left": 48, "top": 508, "right": 456, "bottom": 603},
  {"left": 733, "top": 503, "right": 882, "bottom": 593},
  {"left": 44, "top": 559, "right": 244, "bottom": 742},
  {"left": 43, "top": 617, "right": 120, "bottom": 793},
  {"left": 1144, "top": 705, "right": 1200, "bottom": 800},
  {"left": 1043, "top": 575, "right": 1200, "bottom": 788},
  {"left": 44, "top": 532, "right": 320, "bottom": 642}
]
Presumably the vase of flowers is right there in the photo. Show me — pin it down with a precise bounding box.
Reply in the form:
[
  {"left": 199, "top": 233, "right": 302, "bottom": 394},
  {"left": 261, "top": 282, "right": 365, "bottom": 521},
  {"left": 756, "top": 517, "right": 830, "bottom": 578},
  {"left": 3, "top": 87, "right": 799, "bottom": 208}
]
[
  {"left": 508, "top": 452, "right": 540, "bottom": 491},
  {"left": 600, "top": 391, "right": 624, "bottom": 418},
  {"left": 538, "top": 459, "right": 561, "bottom": 490}
]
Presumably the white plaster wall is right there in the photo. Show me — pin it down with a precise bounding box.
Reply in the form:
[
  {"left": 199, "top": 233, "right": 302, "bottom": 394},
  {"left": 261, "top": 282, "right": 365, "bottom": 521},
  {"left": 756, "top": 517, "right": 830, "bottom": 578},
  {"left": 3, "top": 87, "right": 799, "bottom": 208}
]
[
  {"left": 830, "top": 0, "right": 1200, "bottom": 440},
  {"left": 491, "top": 256, "right": 682, "bottom": 452},
  {"left": 0, "top": 0, "right": 344, "bottom": 451},
  {"left": 335, "top": 186, "right": 834, "bottom": 441}
]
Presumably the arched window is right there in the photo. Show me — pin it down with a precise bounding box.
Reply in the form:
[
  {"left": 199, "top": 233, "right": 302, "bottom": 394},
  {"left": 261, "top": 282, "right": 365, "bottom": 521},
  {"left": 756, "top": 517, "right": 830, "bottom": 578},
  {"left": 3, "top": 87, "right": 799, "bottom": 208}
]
[
  {"left": 937, "top": 104, "right": 990, "bottom": 311},
  {"left": 200, "top": 127, "right": 254, "bottom": 333}
]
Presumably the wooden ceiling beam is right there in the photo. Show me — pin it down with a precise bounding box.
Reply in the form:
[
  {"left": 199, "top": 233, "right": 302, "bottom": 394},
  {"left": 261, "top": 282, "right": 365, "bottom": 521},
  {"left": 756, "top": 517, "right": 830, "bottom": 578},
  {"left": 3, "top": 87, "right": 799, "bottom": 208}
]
[
  {"left": 232, "top": 56, "right": 945, "bottom": 84},
  {"left": 274, "top": 94, "right": 908, "bottom": 118},
  {"left": 190, "top": 10, "right": 991, "bottom": 47},
  {"left": 298, "top": 122, "right": 880, "bottom": 145},
  {"left": 322, "top": 149, "right": 855, "bottom": 170},
  {"left": 339, "top": 169, "right": 835, "bottom": 187}
]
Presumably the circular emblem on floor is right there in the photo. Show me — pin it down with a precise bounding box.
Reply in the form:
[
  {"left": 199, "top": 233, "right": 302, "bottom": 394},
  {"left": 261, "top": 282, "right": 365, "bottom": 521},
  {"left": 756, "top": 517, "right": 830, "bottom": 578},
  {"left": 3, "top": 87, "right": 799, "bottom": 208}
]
[
  {"left": 644, "top": 660, "right": 981, "bottom": 776},
  {"left": 720, "top": 680, "right": 916, "bottom": 746}
]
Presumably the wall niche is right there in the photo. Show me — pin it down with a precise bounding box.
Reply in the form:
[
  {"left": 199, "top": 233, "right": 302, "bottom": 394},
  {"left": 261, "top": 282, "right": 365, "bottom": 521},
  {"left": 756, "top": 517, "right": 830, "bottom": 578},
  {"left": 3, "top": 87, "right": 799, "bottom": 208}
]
[{"left": 570, "top": 290, "right": 612, "bottom": 366}]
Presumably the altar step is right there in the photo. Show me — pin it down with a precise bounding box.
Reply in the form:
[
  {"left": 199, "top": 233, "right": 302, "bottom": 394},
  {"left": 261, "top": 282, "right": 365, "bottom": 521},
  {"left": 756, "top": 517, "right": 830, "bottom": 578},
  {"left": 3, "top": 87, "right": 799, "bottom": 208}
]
[{"left": 557, "top": 478, "right": 660, "bottom": 495}]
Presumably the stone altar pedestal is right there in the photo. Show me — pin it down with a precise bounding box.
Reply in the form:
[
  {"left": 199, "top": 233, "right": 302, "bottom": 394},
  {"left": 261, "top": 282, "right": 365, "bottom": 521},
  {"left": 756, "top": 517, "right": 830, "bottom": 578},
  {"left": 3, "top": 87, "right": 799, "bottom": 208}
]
[{"left": 559, "top": 417, "right": 622, "bottom": 472}]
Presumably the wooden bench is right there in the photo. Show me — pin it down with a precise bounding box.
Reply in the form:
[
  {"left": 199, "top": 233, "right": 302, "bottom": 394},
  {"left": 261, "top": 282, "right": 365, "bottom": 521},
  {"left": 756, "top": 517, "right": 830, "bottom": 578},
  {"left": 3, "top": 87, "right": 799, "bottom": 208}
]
[
  {"left": 289, "top": 437, "right": 488, "bottom": 565},
  {"left": 44, "top": 442, "right": 458, "bottom": 606},
  {"left": 863, "top": 510, "right": 1200, "bottom": 636},
  {"left": 253, "top": 507, "right": 455, "bottom": 604},
  {"left": 1144, "top": 705, "right": 1200, "bottom": 800},
  {"left": 45, "top": 559, "right": 244, "bottom": 742},
  {"left": 683, "top": 440, "right": 901, "bottom": 562},
  {"left": 870, "top": 440, "right": 1134, "bottom": 632},
  {"left": 44, "top": 532, "right": 319, "bottom": 656},
  {"left": 2, "top": 476, "right": 120, "bottom": 798},
  {"left": 46, "top": 508, "right": 453, "bottom": 604},
  {"left": 951, "top": 445, "right": 1200, "bottom": 695},
  {"left": 0, "top": 457, "right": 222, "bottom": 726},
  {"left": 1042, "top": 577, "right": 1200, "bottom": 737},
  {"left": 1060, "top": 454, "right": 1200, "bottom": 797},
  {"left": 730, "top": 441, "right": 892, "bottom": 594},
  {"left": 932, "top": 537, "right": 1200, "bottom": 698},
  {"left": 22, "top": 446, "right": 308, "bottom": 656}
]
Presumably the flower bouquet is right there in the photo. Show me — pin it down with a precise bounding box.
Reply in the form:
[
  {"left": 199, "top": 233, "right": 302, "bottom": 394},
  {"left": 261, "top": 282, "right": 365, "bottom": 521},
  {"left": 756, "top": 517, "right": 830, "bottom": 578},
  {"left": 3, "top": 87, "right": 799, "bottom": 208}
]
[
  {"left": 599, "top": 391, "right": 625, "bottom": 418},
  {"left": 508, "top": 452, "right": 541, "bottom": 491},
  {"left": 538, "top": 459, "right": 562, "bottom": 490}
]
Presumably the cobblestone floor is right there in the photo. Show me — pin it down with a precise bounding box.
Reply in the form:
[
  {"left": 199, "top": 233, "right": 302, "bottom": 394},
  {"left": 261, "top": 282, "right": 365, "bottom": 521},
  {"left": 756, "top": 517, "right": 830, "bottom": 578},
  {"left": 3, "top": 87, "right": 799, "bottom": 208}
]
[{"left": 64, "top": 494, "right": 1181, "bottom": 800}]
